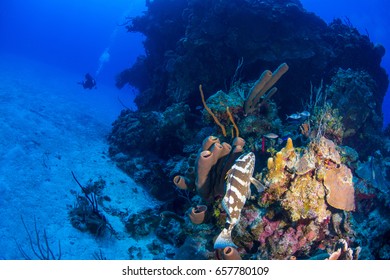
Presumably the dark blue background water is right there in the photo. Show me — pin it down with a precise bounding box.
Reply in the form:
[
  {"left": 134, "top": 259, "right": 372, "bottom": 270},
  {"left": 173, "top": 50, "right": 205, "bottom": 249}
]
[
  {"left": 1, "top": 0, "right": 389, "bottom": 127},
  {"left": 301, "top": 0, "right": 390, "bottom": 128},
  {"left": 1, "top": 0, "right": 146, "bottom": 86}
]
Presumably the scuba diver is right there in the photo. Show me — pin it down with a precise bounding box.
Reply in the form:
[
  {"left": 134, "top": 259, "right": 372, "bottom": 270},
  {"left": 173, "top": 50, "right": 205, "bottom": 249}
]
[{"left": 78, "top": 73, "right": 97, "bottom": 89}]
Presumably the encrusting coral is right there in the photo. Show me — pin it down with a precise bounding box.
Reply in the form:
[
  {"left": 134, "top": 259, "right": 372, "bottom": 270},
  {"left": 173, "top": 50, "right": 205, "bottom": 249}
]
[
  {"left": 282, "top": 174, "right": 329, "bottom": 222},
  {"left": 245, "top": 136, "right": 357, "bottom": 259},
  {"left": 262, "top": 136, "right": 355, "bottom": 213}
]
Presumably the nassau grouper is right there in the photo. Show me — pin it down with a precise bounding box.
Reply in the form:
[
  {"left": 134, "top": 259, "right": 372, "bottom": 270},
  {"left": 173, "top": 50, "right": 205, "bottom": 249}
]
[{"left": 214, "top": 152, "right": 265, "bottom": 249}]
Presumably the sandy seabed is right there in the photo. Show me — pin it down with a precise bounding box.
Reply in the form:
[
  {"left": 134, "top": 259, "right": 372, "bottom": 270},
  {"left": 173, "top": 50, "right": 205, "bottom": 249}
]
[{"left": 0, "top": 53, "right": 160, "bottom": 260}]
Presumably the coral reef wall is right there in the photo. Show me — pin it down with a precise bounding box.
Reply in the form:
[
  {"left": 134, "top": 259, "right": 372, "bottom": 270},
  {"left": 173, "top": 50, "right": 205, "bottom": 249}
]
[
  {"left": 108, "top": 0, "right": 390, "bottom": 259},
  {"left": 111, "top": 0, "right": 388, "bottom": 195},
  {"left": 117, "top": 0, "right": 387, "bottom": 118}
]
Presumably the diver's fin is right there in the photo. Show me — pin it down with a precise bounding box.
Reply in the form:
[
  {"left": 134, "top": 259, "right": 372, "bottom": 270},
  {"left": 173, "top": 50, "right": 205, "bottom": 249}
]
[
  {"left": 250, "top": 177, "right": 266, "bottom": 193},
  {"left": 214, "top": 229, "right": 237, "bottom": 249}
]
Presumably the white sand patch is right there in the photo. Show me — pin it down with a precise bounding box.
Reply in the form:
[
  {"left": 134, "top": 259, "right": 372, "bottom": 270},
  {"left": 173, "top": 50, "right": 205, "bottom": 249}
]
[{"left": 0, "top": 54, "right": 160, "bottom": 260}]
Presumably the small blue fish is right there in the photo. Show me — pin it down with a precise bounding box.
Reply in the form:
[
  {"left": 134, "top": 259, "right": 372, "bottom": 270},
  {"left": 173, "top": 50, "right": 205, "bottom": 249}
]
[
  {"left": 299, "top": 111, "right": 310, "bottom": 118},
  {"left": 214, "top": 152, "right": 265, "bottom": 249},
  {"left": 286, "top": 113, "right": 301, "bottom": 120}
]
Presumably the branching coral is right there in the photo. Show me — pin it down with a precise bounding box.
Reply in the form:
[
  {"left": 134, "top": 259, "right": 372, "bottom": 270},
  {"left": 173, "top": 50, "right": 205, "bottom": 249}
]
[
  {"left": 199, "top": 64, "right": 286, "bottom": 141},
  {"left": 226, "top": 107, "right": 239, "bottom": 137},
  {"left": 17, "top": 216, "right": 62, "bottom": 260},
  {"left": 69, "top": 172, "right": 116, "bottom": 237},
  {"left": 200, "top": 85, "right": 242, "bottom": 138},
  {"left": 261, "top": 138, "right": 297, "bottom": 204},
  {"left": 199, "top": 85, "right": 227, "bottom": 136}
]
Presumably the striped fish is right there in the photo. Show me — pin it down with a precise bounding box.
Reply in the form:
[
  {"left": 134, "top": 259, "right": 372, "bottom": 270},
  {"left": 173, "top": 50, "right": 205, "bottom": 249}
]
[{"left": 214, "top": 152, "right": 265, "bottom": 249}]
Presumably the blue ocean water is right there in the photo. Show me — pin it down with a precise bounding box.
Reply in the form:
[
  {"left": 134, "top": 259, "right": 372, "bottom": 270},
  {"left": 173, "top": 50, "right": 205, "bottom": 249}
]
[
  {"left": 0, "top": 0, "right": 389, "bottom": 260},
  {"left": 300, "top": 0, "right": 390, "bottom": 128},
  {"left": 2, "top": 0, "right": 389, "bottom": 126},
  {"left": 1, "top": 0, "right": 146, "bottom": 87}
]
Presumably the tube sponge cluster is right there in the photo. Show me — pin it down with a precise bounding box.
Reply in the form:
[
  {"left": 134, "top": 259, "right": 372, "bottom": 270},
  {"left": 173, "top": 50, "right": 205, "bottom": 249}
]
[{"left": 173, "top": 135, "right": 245, "bottom": 202}]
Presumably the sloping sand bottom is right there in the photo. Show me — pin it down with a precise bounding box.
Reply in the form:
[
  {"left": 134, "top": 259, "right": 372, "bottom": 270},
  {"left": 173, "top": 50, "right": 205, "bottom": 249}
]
[{"left": 0, "top": 54, "right": 160, "bottom": 259}]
